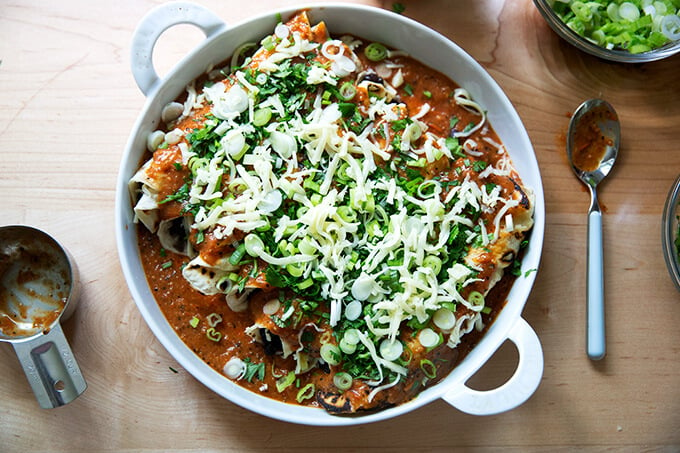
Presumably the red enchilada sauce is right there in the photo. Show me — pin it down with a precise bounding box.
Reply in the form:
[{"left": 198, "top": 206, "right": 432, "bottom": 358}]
[
  {"left": 139, "top": 227, "right": 514, "bottom": 408},
  {"left": 571, "top": 104, "right": 615, "bottom": 172}
]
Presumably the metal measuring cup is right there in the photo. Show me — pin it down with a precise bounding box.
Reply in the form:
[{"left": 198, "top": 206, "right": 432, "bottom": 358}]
[{"left": 0, "top": 225, "right": 87, "bottom": 408}]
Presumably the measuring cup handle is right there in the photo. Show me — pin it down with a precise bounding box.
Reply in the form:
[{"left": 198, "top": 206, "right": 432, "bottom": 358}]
[{"left": 12, "top": 324, "right": 87, "bottom": 409}]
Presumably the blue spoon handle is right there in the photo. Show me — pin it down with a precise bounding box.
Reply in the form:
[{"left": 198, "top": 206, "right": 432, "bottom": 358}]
[{"left": 587, "top": 199, "right": 606, "bottom": 360}]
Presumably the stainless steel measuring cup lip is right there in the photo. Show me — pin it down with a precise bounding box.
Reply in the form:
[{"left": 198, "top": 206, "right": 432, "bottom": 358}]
[{"left": 0, "top": 225, "right": 87, "bottom": 408}]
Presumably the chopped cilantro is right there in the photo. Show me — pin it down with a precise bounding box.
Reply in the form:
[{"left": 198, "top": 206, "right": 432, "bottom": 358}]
[
  {"left": 243, "top": 358, "right": 266, "bottom": 382},
  {"left": 472, "top": 160, "right": 488, "bottom": 172}
]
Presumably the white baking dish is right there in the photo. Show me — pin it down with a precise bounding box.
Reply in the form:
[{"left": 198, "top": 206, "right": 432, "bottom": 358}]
[{"left": 115, "top": 1, "right": 545, "bottom": 426}]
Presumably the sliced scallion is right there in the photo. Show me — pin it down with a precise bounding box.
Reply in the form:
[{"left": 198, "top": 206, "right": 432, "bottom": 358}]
[
  {"left": 468, "top": 290, "right": 485, "bottom": 308},
  {"left": 333, "top": 372, "right": 353, "bottom": 391},
  {"left": 275, "top": 371, "right": 296, "bottom": 392},
  {"left": 296, "top": 383, "right": 315, "bottom": 402},
  {"left": 339, "top": 337, "right": 357, "bottom": 354},
  {"left": 379, "top": 339, "right": 403, "bottom": 361},
  {"left": 206, "top": 327, "right": 222, "bottom": 342},
  {"left": 320, "top": 343, "right": 342, "bottom": 366},
  {"left": 432, "top": 307, "right": 455, "bottom": 330},
  {"left": 344, "top": 300, "right": 363, "bottom": 321},
  {"left": 244, "top": 234, "right": 265, "bottom": 257},
  {"left": 418, "top": 328, "right": 440, "bottom": 348},
  {"left": 423, "top": 255, "right": 443, "bottom": 275},
  {"left": 207, "top": 312, "right": 223, "bottom": 327},
  {"left": 364, "top": 42, "right": 388, "bottom": 61},
  {"left": 229, "top": 243, "right": 247, "bottom": 265},
  {"left": 338, "top": 81, "right": 357, "bottom": 101},
  {"left": 420, "top": 359, "right": 437, "bottom": 379},
  {"left": 253, "top": 107, "right": 272, "bottom": 126}
]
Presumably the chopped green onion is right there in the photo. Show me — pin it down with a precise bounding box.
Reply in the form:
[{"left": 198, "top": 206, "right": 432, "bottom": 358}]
[
  {"left": 468, "top": 290, "right": 485, "bottom": 308},
  {"left": 161, "top": 260, "right": 173, "bottom": 269},
  {"left": 344, "top": 300, "right": 363, "bottom": 321},
  {"left": 433, "top": 307, "right": 456, "bottom": 330},
  {"left": 206, "top": 327, "right": 222, "bottom": 342},
  {"left": 286, "top": 262, "right": 305, "bottom": 277},
  {"left": 343, "top": 329, "right": 360, "bottom": 345},
  {"left": 364, "top": 42, "right": 388, "bottom": 61},
  {"left": 303, "top": 178, "right": 320, "bottom": 193},
  {"left": 310, "top": 193, "right": 323, "bottom": 206},
  {"left": 338, "top": 81, "right": 356, "bottom": 101},
  {"left": 379, "top": 339, "right": 403, "bottom": 361},
  {"left": 261, "top": 35, "right": 276, "bottom": 51},
  {"left": 244, "top": 234, "right": 265, "bottom": 257},
  {"left": 417, "top": 180, "right": 439, "bottom": 198},
  {"left": 229, "top": 243, "right": 247, "bottom": 265},
  {"left": 296, "top": 383, "right": 315, "bottom": 402},
  {"left": 418, "top": 328, "right": 440, "bottom": 348},
  {"left": 423, "top": 255, "right": 443, "bottom": 275},
  {"left": 275, "top": 372, "right": 296, "bottom": 392},
  {"left": 333, "top": 372, "right": 353, "bottom": 391},
  {"left": 320, "top": 343, "right": 342, "bottom": 366},
  {"left": 420, "top": 359, "right": 437, "bottom": 379},
  {"left": 337, "top": 205, "right": 357, "bottom": 223},
  {"left": 297, "top": 278, "right": 314, "bottom": 290},
  {"left": 298, "top": 237, "right": 316, "bottom": 255},
  {"left": 618, "top": 2, "right": 640, "bottom": 21},
  {"left": 253, "top": 107, "right": 272, "bottom": 126},
  {"left": 189, "top": 316, "right": 200, "bottom": 328},
  {"left": 339, "top": 337, "right": 357, "bottom": 354},
  {"left": 207, "top": 313, "right": 223, "bottom": 327}
]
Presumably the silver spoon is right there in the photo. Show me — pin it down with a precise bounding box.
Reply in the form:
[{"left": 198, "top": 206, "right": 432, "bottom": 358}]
[{"left": 566, "top": 99, "right": 620, "bottom": 361}]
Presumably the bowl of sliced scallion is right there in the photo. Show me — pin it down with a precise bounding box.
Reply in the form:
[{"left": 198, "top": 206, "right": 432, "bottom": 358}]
[{"left": 534, "top": 0, "right": 680, "bottom": 62}]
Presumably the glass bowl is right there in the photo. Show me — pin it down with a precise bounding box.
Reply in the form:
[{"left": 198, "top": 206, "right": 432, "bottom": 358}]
[
  {"left": 662, "top": 175, "right": 680, "bottom": 292},
  {"left": 533, "top": 0, "right": 680, "bottom": 63}
]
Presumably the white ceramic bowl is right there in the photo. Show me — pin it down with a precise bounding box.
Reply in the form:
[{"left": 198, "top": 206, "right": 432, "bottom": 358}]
[{"left": 116, "top": 1, "right": 546, "bottom": 425}]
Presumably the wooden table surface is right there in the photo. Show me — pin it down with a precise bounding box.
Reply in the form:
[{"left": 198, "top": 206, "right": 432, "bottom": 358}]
[{"left": 2, "top": 0, "right": 679, "bottom": 450}]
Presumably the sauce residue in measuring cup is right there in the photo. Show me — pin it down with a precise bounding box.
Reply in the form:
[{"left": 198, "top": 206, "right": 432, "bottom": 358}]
[
  {"left": 0, "top": 241, "right": 70, "bottom": 339},
  {"left": 572, "top": 104, "right": 615, "bottom": 172}
]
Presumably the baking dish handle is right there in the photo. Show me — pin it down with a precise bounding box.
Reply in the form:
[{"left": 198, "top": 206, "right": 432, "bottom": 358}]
[
  {"left": 442, "top": 317, "right": 543, "bottom": 415},
  {"left": 131, "top": 1, "right": 226, "bottom": 96}
]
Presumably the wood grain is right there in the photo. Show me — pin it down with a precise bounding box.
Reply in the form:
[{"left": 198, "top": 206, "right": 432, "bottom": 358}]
[{"left": 1, "top": 0, "right": 679, "bottom": 450}]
